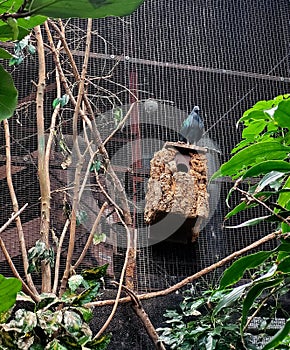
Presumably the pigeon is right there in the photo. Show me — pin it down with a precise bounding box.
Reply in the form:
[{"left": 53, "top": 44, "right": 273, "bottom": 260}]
[{"left": 179, "top": 106, "right": 204, "bottom": 144}]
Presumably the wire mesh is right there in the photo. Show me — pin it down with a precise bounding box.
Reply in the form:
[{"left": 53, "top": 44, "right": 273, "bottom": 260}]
[{"left": 0, "top": 0, "right": 289, "bottom": 302}]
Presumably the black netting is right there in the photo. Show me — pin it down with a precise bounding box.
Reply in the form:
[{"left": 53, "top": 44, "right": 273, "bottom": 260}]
[{"left": 0, "top": 0, "right": 289, "bottom": 348}]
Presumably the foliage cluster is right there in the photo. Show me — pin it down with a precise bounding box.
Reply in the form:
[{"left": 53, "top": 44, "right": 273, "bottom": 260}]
[
  {"left": 158, "top": 95, "right": 290, "bottom": 349},
  {"left": 0, "top": 265, "right": 110, "bottom": 350}
]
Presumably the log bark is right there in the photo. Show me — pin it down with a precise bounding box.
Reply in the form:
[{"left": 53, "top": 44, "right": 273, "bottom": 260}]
[{"left": 144, "top": 144, "right": 209, "bottom": 241}]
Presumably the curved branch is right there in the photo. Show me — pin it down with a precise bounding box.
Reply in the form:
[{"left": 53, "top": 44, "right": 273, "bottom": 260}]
[
  {"left": 3, "top": 119, "right": 39, "bottom": 297},
  {"left": 113, "top": 282, "right": 166, "bottom": 350},
  {"left": 87, "top": 230, "right": 280, "bottom": 307},
  {"left": 72, "top": 202, "right": 108, "bottom": 271},
  {"left": 93, "top": 209, "right": 132, "bottom": 339},
  {"left": 0, "top": 203, "right": 28, "bottom": 234}
]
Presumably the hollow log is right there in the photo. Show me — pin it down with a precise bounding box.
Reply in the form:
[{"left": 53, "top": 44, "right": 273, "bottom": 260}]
[{"left": 144, "top": 143, "right": 209, "bottom": 242}]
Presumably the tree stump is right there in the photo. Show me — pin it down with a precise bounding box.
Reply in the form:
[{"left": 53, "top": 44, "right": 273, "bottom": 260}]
[{"left": 144, "top": 142, "right": 209, "bottom": 242}]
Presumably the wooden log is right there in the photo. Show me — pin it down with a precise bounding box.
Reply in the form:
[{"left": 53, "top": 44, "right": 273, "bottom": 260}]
[{"left": 144, "top": 143, "right": 209, "bottom": 242}]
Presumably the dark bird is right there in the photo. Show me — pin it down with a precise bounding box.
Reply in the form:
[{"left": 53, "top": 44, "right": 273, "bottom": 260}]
[{"left": 179, "top": 106, "right": 204, "bottom": 144}]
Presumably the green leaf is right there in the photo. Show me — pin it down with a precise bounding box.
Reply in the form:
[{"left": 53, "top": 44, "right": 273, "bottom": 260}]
[
  {"left": 224, "top": 215, "right": 270, "bottom": 228},
  {"left": 0, "top": 0, "right": 23, "bottom": 14},
  {"left": 254, "top": 171, "right": 286, "bottom": 192},
  {"left": 277, "top": 256, "right": 290, "bottom": 273},
  {"left": 241, "top": 120, "right": 267, "bottom": 140},
  {"left": 278, "top": 241, "right": 290, "bottom": 252},
  {"left": 231, "top": 138, "right": 254, "bottom": 154},
  {"left": 242, "top": 161, "right": 290, "bottom": 179},
  {"left": 277, "top": 176, "right": 290, "bottom": 233},
  {"left": 219, "top": 251, "right": 274, "bottom": 289},
  {"left": 90, "top": 160, "right": 101, "bottom": 172},
  {"left": 59, "top": 94, "right": 69, "bottom": 107},
  {"left": 52, "top": 97, "right": 60, "bottom": 109},
  {"left": 53, "top": 94, "right": 69, "bottom": 108},
  {"left": 0, "top": 47, "right": 13, "bottom": 59},
  {"left": 274, "top": 99, "right": 290, "bottom": 129},
  {"left": 71, "top": 306, "right": 92, "bottom": 322},
  {"left": 28, "top": 44, "right": 36, "bottom": 54},
  {"left": 27, "top": 0, "right": 145, "bottom": 18},
  {"left": 85, "top": 334, "right": 111, "bottom": 350},
  {"left": 213, "top": 284, "right": 249, "bottom": 316},
  {"left": 63, "top": 310, "right": 82, "bottom": 335},
  {"left": 212, "top": 141, "right": 290, "bottom": 180},
  {"left": 17, "top": 16, "right": 47, "bottom": 29},
  {"left": 46, "top": 339, "right": 68, "bottom": 350},
  {"left": 9, "top": 55, "right": 23, "bottom": 65},
  {"left": 0, "top": 274, "right": 22, "bottom": 313},
  {"left": 278, "top": 176, "right": 290, "bottom": 209},
  {"left": 267, "top": 210, "right": 290, "bottom": 222},
  {"left": 240, "top": 108, "right": 271, "bottom": 124},
  {"left": 81, "top": 264, "right": 108, "bottom": 281},
  {"left": 68, "top": 275, "right": 84, "bottom": 293},
  {"left": 262, "top": 319, "right": 290, "bottom": 350},
  {"left": 0, "top": 64, "right": 18, "bottom": 120},
  {"left": 0, "top": 23, "right": 29, "bottom": 41},
  {"left": 205, "top": 334, "right": 216, "bottom": 350},
  {"left": 241, "top": 278, "right": 283, "bottom": 330},
  {"left": 93, "top": 232, "right": 106, "bottom": 245},
  {"left": 6, "top": 17, "right": 19, "bottom": 40},
  {"left": 113, "top": 106, "right": 123, "bottom": 124},
  {"left": 76, "top": 210, "right": 87, "bottom": 225},
  {"left": 57, "top": 334, "right": 80, "bottom": 349},
  {"left": 74, "top": 284, "right": 100, "bottom": 305}
]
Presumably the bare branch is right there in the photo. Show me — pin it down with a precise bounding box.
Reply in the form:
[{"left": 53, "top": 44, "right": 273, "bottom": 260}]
[
  {"left": 52, "top": 219, "right": 70, "bottom": 294},
  {"left": 3, "top": 119, "right": 39, "bottom": 297},
  {"left": 0, "top": 203, "right": 28, "bottom": 234},
  {"left": 87, "top": 230, "right": 280, "bottom": 307},
  {"left": 102, "top": 102, "right": 135, "bottom": 147},
  {"left": 44, "top": 21, "right": 62, "bottom": 166},
  {"left": 0, "top": 238, "right": 40, "bottom": 302},
  {"left": 94, "top": 210, "right": 132, "bottom": 339},
  {"left": 48, "top": 19, "right": 101, "bottom": 119},
  {"left": 35, "top": 24, "right": 52, "bottom": 293},
  {"left": 72, "top": 202, "right": 108, "bottom": 271},
  {"left": 113, "top": 282, "right": 166, "bottom": 350}
]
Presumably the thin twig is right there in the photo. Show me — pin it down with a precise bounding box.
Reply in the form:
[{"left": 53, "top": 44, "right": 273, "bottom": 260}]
[
  {"left": 0, "top": 203, "right": 28, "bottom": 234},
  {"left": 0, "top": 238, "right": 40, "bottom": 302},
  {"left": 72, "top": 202, "right": 108, "bottom": 271},
  {"left": 234, "top": 185, "right": 290, "bottom": 226},
  {"left": 3, "top": 119, "right": 39, "bottom": 297},
  {"left": 78, "top": 141, "right": 94, "bottom": 201},
  {"left": 113, "top": 282, "right": 166, "bottom": 350},
  {"left": 46, "top": 20, "right": 94, "bottom": 134},
  {"left": 102, "top": 102, "right": 136, "bottom": 147},
  {"left": 0, "top": 202, "right": 39, "bottom": 301},
  {"left": 87, "top": 230, "right": 280, "bottom": 307},
  {"left": 44, "top": 21, "right": 62, "bottom": 166},
  {"left": 96, "top": 174, "right": 123, "bottom": 215},
  {"left": 93, "top": 209, "right": 132, "bottom": 339},
  {"left": 49, "top": 19, "right": 81, "bottom": 84},
  {"left": 52, "top": 219, "right": 70, "bottom": 294},
  {"left": 49, "top": 19, "right": 101, "bottom": 119}
]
